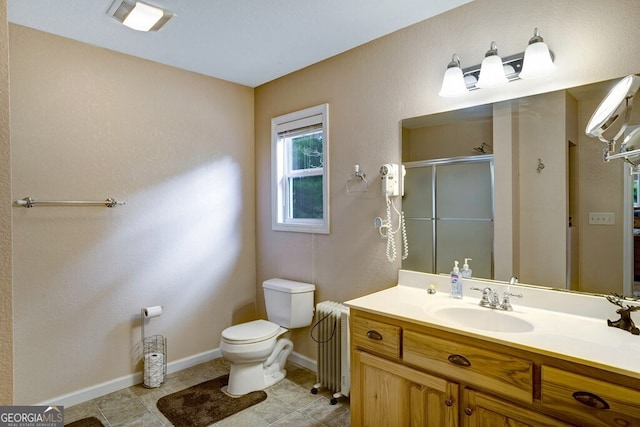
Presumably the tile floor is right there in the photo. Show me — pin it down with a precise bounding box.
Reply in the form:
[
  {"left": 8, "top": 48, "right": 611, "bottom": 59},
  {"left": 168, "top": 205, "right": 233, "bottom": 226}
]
[{"left": 64, "top": 358, "right": 350, "bottom": 427}]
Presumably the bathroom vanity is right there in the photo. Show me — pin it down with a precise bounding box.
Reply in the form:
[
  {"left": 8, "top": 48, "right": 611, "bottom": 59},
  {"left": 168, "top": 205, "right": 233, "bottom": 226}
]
[{"left": 346, "top": 270, "right": 640, "bottom": 426}]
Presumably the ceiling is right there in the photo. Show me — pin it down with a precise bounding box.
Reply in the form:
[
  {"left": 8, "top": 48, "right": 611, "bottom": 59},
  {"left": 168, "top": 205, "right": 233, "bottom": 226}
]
[{"left": 8, "top": 0, "right": 471, "bottom": 87}]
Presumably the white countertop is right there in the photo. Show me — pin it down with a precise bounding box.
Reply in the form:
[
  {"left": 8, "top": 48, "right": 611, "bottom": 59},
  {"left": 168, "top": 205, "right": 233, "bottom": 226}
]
[{"left": 345, "top": 271, "right": 640, "bottom": 379}]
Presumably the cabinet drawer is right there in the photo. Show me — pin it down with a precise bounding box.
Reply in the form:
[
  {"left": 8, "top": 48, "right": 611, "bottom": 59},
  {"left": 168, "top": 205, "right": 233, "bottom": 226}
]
[
  {"left": 351, "top": 315, "right": 401, "bottom": 359},
  {"left": 403, "top": 329, "right": 533, "bottom": 403},
  {"left": 541, "top": 366, "right": 640, "bottom": 426}
]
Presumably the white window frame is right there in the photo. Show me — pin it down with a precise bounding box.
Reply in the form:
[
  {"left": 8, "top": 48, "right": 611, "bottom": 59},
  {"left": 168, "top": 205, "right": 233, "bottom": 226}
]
[{"left": 271, "top": 104, "right": 329, "bottom": 234}]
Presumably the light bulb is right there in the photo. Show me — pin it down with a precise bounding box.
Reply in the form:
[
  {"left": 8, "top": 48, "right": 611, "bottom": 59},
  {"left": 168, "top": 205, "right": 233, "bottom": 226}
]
[{"left": 123, "top": 2, "right": 164, "bottom": 32}]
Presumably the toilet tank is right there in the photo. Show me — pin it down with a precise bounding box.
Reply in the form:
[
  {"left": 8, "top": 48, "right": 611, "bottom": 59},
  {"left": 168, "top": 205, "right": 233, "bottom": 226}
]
[{"left": 263, "top": 278, "right": 315, "bottom": 328}]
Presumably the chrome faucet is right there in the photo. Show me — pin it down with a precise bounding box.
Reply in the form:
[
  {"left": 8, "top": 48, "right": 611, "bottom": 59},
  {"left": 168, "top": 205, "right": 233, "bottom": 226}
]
[
  {"left": 501, "top": 277, "right": 523, "bottom": 311},
  {"left": 471, "top": 287, "right": 500, "bottom": 308},
  {"left": 500, "top": 290, "right": 523, "bottom": 311},
  {"left": 471, "top": 277, "right": 523, "bottom": 311}
]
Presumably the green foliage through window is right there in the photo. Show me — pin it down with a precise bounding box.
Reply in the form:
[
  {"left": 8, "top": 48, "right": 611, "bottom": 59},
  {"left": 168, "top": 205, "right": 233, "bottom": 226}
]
[
  {"left": 292, "top": 133, "right": 323, "bottom": 170},
  {"left": 290, "top": 176, "right": 323, "bottom": 219}
]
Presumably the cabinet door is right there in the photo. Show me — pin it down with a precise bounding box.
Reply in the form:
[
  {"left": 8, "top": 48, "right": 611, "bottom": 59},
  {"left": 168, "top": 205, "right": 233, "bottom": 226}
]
[
  {"left": 352, "top": 350, "right": 458, "bottom": 427},
  {"left": 462, "top": 389, "right": 571, "bottom": 427}
]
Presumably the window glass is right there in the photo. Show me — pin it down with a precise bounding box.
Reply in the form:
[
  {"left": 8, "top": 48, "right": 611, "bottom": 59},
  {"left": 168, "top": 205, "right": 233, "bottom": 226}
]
[
  {"left": 272, "top": 104, "right": 329, "bottom": 233},
  {"left": 291, "top": 132, "right": 323, "bottom": 170},
  {"left": 290, "top": 175, "right": 323, "bottom": 219}
]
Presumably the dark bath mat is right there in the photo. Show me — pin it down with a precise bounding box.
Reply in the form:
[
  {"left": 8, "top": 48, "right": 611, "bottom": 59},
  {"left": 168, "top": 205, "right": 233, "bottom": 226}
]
[
  {"left": 65, "top": 417, "right": 104, "bottom": 427},
  {"left": 157, "top": 374, "right": 267, "bottom": 427}
]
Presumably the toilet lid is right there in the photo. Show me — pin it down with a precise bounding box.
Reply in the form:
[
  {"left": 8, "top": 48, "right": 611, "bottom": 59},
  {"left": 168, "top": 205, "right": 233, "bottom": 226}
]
[{"left": 222, "top": 320, "right": 282, "bottom": 344}]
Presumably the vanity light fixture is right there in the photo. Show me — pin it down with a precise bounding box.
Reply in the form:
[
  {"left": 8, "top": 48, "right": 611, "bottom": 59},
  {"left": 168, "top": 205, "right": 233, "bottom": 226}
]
[
  {"left": 107, "top": 0, "right": 173, "bottom": 32},
  {"left": 585, "top": 74, "right": 640, "bottom": 168},
  {"left": 438, "top": 28, "right": 555, "bottom": 97}
]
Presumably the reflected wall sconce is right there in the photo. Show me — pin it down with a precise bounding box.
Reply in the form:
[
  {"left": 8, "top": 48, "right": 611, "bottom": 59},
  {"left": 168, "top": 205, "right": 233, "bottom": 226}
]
[
  {"left": 439, "top": 28, "right": 555, "bottom": 97},
  {"left": 107, "top": 0, "right": 174, "bottom": 32},
  {"left": 585, "top": 74, "right": 640, "bottom": 169}
]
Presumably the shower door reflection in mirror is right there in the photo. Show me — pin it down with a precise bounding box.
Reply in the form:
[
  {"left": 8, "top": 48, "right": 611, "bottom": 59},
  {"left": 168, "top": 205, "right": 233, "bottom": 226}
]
[{"left": 402, "top": 156, "right": 494, "bottom": 278}]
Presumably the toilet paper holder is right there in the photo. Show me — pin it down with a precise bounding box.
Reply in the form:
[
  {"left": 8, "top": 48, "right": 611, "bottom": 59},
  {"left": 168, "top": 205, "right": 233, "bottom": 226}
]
[
  {"left": 141, "top": 306, "right": 163, "bottom": 343},
  {"left": 140, "top": 306, "right": 166, "bottom": 388}
]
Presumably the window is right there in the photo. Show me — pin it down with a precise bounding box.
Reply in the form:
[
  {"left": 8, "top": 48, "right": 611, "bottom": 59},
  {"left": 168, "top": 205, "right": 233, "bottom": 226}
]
[{"left": 272, "top": 104, "right": 329, "bottom": 233}]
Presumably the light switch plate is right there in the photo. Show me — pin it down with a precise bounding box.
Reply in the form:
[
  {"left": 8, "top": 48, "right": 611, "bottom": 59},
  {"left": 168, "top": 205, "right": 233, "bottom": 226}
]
[{"left": 588, "top": 212, "right": 615, "bottom": 225}]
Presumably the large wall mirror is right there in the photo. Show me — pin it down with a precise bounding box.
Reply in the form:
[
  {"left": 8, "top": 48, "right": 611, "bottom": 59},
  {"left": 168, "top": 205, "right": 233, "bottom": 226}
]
[{"left": 402, "top": 74, "right": 640, "bottom": 297}]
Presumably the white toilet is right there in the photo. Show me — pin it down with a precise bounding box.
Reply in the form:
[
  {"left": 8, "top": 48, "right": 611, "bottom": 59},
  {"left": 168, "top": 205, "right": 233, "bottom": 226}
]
[{"left": 220, "top": 278, "right": 315, "bottom": 396}]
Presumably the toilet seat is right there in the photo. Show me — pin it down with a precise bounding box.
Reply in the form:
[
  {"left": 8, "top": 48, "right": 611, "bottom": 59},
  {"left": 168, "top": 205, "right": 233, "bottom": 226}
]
[{"left": 222, "top": 320, "right": 283, "bottom": 345}]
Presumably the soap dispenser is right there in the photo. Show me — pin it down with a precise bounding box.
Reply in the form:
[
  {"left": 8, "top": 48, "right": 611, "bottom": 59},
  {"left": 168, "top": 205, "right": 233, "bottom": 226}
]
[
  {"left": 461, "top": 258, "right": 472, "bottom": 280},
  {"left": 450, "top": 260, "right": 462, "bottom": 299}
]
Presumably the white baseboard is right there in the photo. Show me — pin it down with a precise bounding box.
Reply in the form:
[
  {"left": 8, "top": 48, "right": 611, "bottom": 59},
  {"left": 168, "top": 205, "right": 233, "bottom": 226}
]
[
  {"left": 289, "top": 351, "right": 317, "bottom": 373},
  {"left": 38, "top": 348, "right": 315, "bottom": 408},
  {"left": 166, "top": 348, "right": 222, "bottom": 375},
  {"left": 37, "top": 348, "right": 221, "bottom": 407}
]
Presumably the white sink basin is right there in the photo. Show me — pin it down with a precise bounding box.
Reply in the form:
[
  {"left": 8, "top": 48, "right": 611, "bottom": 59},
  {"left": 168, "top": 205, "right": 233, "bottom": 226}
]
[{"left": 431, "top": 306, "right": 535, "bottom": 333}]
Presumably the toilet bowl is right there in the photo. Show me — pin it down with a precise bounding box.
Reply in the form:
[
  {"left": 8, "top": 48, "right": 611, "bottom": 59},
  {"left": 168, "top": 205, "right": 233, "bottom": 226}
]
[
  {"left": 220, "top": 319, "right": 293, "bottom": 396},
  {"left": 220, "top": 278, "right": 315, "bottom": 396}
]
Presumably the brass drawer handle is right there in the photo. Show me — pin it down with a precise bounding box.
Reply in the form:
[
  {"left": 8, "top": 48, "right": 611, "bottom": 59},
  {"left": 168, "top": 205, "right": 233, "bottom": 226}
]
[
  {"left": 447, "top": 354, "right": 471, "bottom": 367},
  {"left": 366, "top": 330, "right": 383, "bottom": 340},
  {"left": 444, "top": 399, "right": 454, "bottom": 407},
  {"left": 572, "top": 391, "right": 610, "bottom": 410}
]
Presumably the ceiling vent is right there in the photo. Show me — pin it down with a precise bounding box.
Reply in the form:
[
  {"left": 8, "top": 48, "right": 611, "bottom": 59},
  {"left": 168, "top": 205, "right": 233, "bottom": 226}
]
[{"left": 107, "top": 0, "right": 173, "bottom": 32}]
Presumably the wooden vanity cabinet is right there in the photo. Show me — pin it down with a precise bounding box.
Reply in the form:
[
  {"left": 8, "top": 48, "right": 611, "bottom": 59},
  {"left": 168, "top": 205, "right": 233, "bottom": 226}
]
[
  {"left": 350, "top": 308, "right": 640, "bottom": 427},
  {"left": 352, "top": 350, "right": 458, "bottom": 426}
]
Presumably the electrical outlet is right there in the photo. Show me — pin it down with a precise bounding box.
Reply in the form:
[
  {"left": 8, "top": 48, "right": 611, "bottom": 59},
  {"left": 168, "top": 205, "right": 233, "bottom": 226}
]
[{"left": 588, "top": 212, "right": 615, "bottom": 225}]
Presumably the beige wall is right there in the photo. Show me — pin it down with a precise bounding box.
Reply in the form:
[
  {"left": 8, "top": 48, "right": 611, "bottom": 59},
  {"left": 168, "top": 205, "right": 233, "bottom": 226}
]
[
  {"left": 493, "top": 100, "right": 519, "bottom": 282},
  {"left": 255, "top": 0, "right": 640, "bottom": 360},
  {"left": 0, "top": 0, "right": 13, "bottom": 405},
  {"left": 517, "top": 91, "right": 569, "bottom": 288},
  {"left": 575, "top": 96, "right": 636, "bottom": 294},
  {"left": 404, "top": 117, "right": 492, "bottom": 161},
  {"left": 9, "top": 25, "right": 255, "bottom": 404}
]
